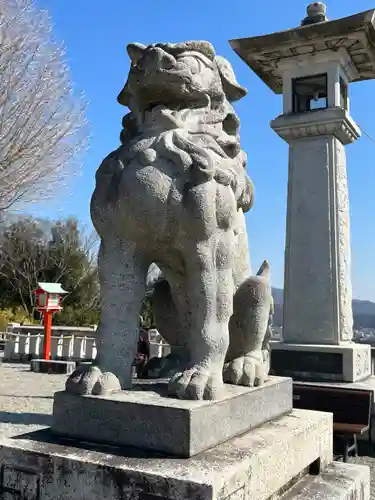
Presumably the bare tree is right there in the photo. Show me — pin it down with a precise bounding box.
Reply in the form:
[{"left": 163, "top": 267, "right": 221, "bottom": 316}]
[{"left": 0, "top": 0, "right": 88, "bottom": 212}]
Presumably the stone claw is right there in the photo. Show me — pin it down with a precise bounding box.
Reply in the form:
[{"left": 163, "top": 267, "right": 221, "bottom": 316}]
[
  {"left": 168, "top": 367, "right": 224, "bottom": 400},
  {"left": 92, "top": 372, "right": 121, "bottom": 395},
  {"left": 65, "top": 364, "right": 121, "bottom": 396},
  {"left": 223, "top": 353, "right": 267, "bottom": 387}
]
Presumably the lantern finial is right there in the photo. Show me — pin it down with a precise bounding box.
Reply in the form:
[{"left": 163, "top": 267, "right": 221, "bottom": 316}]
[{"left": 302, "top": 2, "right": 328, "bottom": 26}]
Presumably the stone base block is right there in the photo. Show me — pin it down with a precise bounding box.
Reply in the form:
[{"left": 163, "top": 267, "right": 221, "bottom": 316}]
[
  {"left": 30, "top": 359, "right": 76, "bottom": 375},
  {"left": 281, "top": 462, "right": 369, "bottom": 500},
  {"left": 270, "top": 342, "right": 371, "bottom": 382},
  {"left": 52, "top": 376, "right": 292, "bottom": 457},
  {"left": 0, "top": 408, "right": 333, "bottom": 500}
]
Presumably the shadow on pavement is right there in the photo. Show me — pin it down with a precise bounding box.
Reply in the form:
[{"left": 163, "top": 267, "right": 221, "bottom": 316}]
[
  {"left": 0, "top": 411, "right": 51, "bottom": 426},
  {"left": 0, "top": 394, "right": 53, "bottom": 399}
]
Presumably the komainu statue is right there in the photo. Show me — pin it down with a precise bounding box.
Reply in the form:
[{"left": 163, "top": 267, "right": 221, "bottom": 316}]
[{"left": 66, "top": 41, "right": 273, "bottom": 400}]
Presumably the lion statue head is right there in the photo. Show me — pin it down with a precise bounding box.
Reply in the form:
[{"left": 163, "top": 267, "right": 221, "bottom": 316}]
[
  {"left": 118, "top": 41, "right": 247, "bottom": 112},
  {"left": 102, "top": 41, "right": 253, "bottom": 213}
]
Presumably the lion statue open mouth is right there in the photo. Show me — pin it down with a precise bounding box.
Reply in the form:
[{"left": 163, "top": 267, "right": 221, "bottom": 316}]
[{"left": 66, "top": 41, "right": 273, "bottom": 400}]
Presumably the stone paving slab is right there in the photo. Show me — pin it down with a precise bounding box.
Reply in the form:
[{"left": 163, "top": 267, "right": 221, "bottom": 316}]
[
  {"left": 0, "top": 358, "right": 65, "bottom": 439},
  {"left": 349, "top": 448, "right": 375, "bottom": 500}
]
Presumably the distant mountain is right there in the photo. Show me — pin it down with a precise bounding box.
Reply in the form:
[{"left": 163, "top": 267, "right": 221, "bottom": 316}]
[
  {"left": 271, "top": 288, "right": 375, "bottom": 329},
  {"left": 271, "top": 288, "right": 284, "bottom": 327},
  {"left": 352, "top": 299, "right": 375, "bottom": 316},
  {"left": 271, "top": 288, "right": 284, "bottom": 306}
]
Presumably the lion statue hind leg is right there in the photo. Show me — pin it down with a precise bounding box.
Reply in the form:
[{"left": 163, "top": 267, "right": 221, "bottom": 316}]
[
  {"left": 223, "top": 260, "right": 273, "bottom": 388},
  {"left": 142, "top": 276, "right": 190, "bottom": 379}
]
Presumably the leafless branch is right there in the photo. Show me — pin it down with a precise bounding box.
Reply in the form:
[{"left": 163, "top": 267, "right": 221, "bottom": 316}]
[{"left": 0, "top": 0, "right": 89, "bottom": 212}]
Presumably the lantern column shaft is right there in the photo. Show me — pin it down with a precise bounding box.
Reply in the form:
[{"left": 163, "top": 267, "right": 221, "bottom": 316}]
[
  {"left": 43, "top": 311, "right": 53, "bottom": 361},
  {"left": 283, "top": 135, "right": 352, "bottom": 344}
]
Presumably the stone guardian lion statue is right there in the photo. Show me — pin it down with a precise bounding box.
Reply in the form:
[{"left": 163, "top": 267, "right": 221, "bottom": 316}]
[{"left": 66, "top": 40, "right": 273, "bottom": 400}]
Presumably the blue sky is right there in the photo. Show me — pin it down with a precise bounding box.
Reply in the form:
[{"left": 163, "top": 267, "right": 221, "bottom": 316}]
[{"left": 35, "top": 0, "right": 375, "bottom": 301}]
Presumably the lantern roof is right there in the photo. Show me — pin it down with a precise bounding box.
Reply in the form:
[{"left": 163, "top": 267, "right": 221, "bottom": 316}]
[
  {"left": 34, "top": 282, "right": 68, "bottom": 294},
  {"left": 230, "top": 6, "right": 375, "bottom": 94}
]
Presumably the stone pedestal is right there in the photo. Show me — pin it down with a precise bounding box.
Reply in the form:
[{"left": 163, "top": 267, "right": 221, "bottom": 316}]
[
  {"left": 0, "top": 382, "right": 370, "bottom": 500},
  {"left": 52, "top": 377, "right": 292, "bottom": 457},
  {"left": 0, "top": 409, "right": 343, "bottom": 500},
  {"left": 270, "top": 342, "right": 371, "bottom": 382}
]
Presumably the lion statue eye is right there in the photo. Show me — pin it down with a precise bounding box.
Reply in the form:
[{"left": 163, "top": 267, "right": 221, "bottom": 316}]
[{"left": 177, "top": 56, "right": 201, "bottom": 74}]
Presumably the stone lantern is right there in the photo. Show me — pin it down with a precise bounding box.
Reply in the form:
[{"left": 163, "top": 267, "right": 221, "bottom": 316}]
[
  {"left": 230, "top": 4, "right": 375, "bottom": 382},
  {"left": 33, "top": 282, "right": 68, "bottom": 361},
  {"left": 34, "top": 282, "right": 67, "bottom": 313}
]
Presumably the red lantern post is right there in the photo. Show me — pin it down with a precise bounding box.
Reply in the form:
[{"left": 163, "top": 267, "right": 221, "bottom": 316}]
[
  {"left": 43, "top": 310, "right": 53, "bottom": 360},
  {"left": 33, "top": 283, "right": 68, "bottom": 361}
]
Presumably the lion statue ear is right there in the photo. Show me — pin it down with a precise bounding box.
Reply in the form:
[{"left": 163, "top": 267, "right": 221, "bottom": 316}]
[
  {"left": 215, "top": 56, "right": 247, "bottom": 102},
  {"left": 127, "top": 42, "right": 147, "bottom": 66}
]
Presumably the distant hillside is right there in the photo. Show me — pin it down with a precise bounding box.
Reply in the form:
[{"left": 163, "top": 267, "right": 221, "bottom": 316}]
[
  {"left": 271, "top": 288, "right": 284, "bottom": 307},
  {"left": 352, "top": 299, "right": 375, "bottom": 316},
  {"left": 271, "top": 288, "right": 375, "bottom": 329}
]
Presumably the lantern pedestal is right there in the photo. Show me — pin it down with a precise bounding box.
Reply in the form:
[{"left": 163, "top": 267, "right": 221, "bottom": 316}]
[
  {"left": 30, "top": 358, "right": 76, "bottom": 375},
  {"left": 270, "top": 342, "right": 371, "bottom": 383}
]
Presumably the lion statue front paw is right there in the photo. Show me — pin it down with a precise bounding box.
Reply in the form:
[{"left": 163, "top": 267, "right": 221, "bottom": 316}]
[
  {"left": 66, "top": 364, "right": 121, "bottom": 396},
  {"left": 223, "top": 352, "right": 267, "bottom": 387}
]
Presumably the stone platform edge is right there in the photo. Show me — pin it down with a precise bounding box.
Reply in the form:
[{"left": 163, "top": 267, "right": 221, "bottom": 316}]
[
  {"left": 52, "top": 376, "right": 293, "bottom": 457},
  {"left": 281, "top": 462, "right": 370, "bottom": 500}
]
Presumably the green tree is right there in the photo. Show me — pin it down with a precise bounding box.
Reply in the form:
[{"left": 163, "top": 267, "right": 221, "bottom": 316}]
[
  {"left": 0, "top": 216, "right": 50, "bottom": 312},
  {"left": 140, "top": 296, "right": 154, "bottom": 329},
  {"left": 0, "top": 215, "right": 99, "bottom": 326},
  {"left": 44, "top": 218, "right": 100, "bottom": 324}
]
